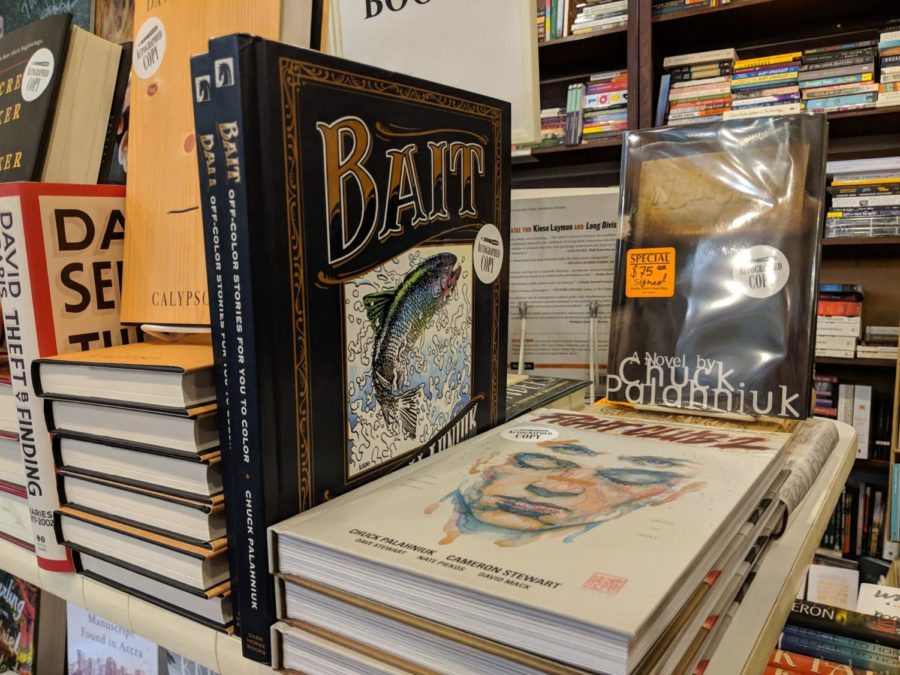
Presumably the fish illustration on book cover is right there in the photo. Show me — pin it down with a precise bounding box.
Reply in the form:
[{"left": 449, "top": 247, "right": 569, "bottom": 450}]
[{"left": 347, "top": 244, "right": 473, "bottom": 478}]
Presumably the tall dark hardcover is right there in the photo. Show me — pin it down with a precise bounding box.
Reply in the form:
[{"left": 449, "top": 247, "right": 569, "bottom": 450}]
[
  {"left": 197, "top": 34, "right": 509, "bottom": 662},
  {"left": 190, "top": 52, "right": 241, "bottom": 637},
  {"left": 790, "top": 599, "right": 900, "bottom": 649},
  {"left": 607, "top": 115, "right": 828, "bottom": 419},
  {"left": 0, "top": 14, "right": 71, "bottom": 182}
]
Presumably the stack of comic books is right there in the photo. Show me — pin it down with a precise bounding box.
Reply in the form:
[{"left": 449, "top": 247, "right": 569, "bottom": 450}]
[{"left": 269, "top": 405, "right": 796, "bottom": 674}]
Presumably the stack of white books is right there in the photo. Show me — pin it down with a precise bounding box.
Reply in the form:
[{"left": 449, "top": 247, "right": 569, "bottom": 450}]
[{"left": 268, "top": 406, "right": 797, "bottom": 674}]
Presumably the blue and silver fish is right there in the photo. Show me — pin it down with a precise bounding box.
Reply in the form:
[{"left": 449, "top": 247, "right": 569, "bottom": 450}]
[{"left": 364, "top": 253, "right": 462, "bottom": 439}]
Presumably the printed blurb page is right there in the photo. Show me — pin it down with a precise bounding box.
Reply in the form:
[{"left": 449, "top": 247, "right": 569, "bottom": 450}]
[{"left": 509, "top": 189, "right": 619, "bottom": 387}]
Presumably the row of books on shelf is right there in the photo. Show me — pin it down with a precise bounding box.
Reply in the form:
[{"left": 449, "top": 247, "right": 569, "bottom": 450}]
[
  {"left": 656, "top": 25, "right": 900, "bottom": 127},
  {"left": 537, "top": 0, "right": 628, "bottom": 42},
  {"left": 540, "top": 68, "right": 628, "bottom": 146},
  {"left": 825, "top": 156, "right": 900, "bottom": 240},
  {"left": 813, "top": 375, "right": 889, "bottom": 461},
  {"left": 821, "top": 482, "right": 889, "bottom": 560}
]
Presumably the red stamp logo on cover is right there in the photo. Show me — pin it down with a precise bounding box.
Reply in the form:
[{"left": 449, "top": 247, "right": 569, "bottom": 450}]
[{"left": 584, "top": 573, "right": 628, "bottom": 595}]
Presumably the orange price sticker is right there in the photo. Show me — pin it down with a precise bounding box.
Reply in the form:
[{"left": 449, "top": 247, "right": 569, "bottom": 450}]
[{"left": 625, "top": 247, "right": 675, "bottom": 298}]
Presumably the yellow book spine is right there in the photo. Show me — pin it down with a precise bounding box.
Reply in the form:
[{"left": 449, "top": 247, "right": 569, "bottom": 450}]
[
  {"left": 734, "top": 52, "right": 802, "bottom": 70},
  {"left": 732, "top": 72, "right": 799, "bottom": 86},
  {"left": 832, "top": 177, "right": 900, "bottom": 186}
]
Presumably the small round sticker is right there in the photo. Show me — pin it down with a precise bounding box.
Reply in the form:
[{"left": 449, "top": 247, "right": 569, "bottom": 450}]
[
  {"left": 732, "top": 245, "right": 790, "bottom": 299},
  {"left": 21, "top": 48, "right": 54, "bottom": 102},
  {"left": 473, "top": 223, "right": 503, "bottom": 284},
  {"left": 133, "top": 17, "right": 167, "bottom": 80},
  {"left": 501, "top": 426, "right": 559, "bottom": 443}
]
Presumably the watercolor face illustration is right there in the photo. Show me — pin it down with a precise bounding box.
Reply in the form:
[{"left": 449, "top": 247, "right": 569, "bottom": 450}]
[{"left": 430, "top": 439, "right": 704, "bottom": 546}]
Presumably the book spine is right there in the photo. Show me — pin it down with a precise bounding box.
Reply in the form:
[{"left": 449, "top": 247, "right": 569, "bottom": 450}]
[
  {"left": 734, "top": 53, "right": 801, "bottom": 69},
  {"left": 837, "top": 384, "right": 854, "bottom": 425},
  {"left": 208, "top": 36, "right": 273, "bottom": 663},
  {"left": 779, "top": 631, "right": 896, "bottom": 670},
  {"left": 853, "top": 385, "right": 872, "bottom": 460},
  {"left": 786, "top": 625, "right": 899, "bottom": 660},
  {"left": 789, "top": 601, "right": 900, "bottom": 649},
  {"left": 732, "top": 65, "right": 799, "bottom": 80},
  {"left": 832, "top": 194, "right": 900, "bottom": 207},
  {"left": 190, "top": 53, "right": 241, "bottom": 635},
  {"left": 769, "top": 648, "right": 875, "bottom": 675},
  {"left": 655, "top": 74, "right": 671, "bottom": 126},
  {"left": 801, "top": 73, "right": 873, "bottom": 89},
  {"left": 892, "top": 464, "right": 900, "bottom": 542},
  {"left": 805, "top": 93, "right": 877, "bottom": 111},
  {"left": 0, "top": 192, "right": 72, "bottom": 570},
  {"left": 799, "top": 54, "right": 874, "bottom": 72}
]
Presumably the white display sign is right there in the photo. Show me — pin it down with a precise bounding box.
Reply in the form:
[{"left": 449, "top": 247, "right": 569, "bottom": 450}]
[
  {"left": 327, "top": 0, "right": 540, "bottom": 144},
  {"left": 508, "top": 188, "right": 620, "bottom": 388}
]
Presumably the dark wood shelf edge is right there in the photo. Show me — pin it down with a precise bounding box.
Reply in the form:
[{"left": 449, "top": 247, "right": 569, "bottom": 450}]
[
  {"left": 815, "top": 357, "right": 897, "bottom": 368},
  {"left": 539, "top": 26, "right": 628, "bottom": 48},
  {"left": 822, "top": 237, "right": 900, "bottom": 248},
  {"left": 652, "top": 0, "right": 776, "bottom": 23},
  {"left": 854, "top": 458, "right": 890, "bottom": 471}
]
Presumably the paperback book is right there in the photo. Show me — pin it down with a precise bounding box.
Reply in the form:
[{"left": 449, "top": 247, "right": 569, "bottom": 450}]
[{"left": 607, "top": 115, "right": 828, "bottom": 419}]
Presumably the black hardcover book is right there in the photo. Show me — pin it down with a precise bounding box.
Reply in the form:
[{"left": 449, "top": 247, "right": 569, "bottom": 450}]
[
  {"left": 607, "top": 115, "right": 827, "bottom": 419},
  {"left": 789, "top": 599, "right": 900, "bottom": 649},
  {"left": 199, "top": 34, "right": 510, "bottom": 662},
  {"left": 189, "top": 52, "right": 241, "bottom": 637},
  {"left": 505, "top": 375, "right": 590, "bottom": 420},
  {"left": 0, "top": 13, "right": 71, "bottom": 181}
]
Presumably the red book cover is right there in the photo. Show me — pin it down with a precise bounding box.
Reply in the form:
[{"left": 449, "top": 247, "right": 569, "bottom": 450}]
[
  {"left": 0, "top": 183, "right": 140, "bottom": 571},
  {"left": 817, "top": 300, "right": 862, "bottom": 317}
]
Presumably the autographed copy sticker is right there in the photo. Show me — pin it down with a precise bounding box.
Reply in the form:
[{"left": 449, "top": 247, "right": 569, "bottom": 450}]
[
  {"left": 501, "top": 426, "right": 559, "bottom": 442},
  {"left": 732, "top": 245, "right": 790, "bottom": 299},
  {"left": 21, "top": 48, "right": 54, "bottom": 102},
  {"left": 625, "top": 247, "right": 675, "bottom": 298},
  {"left": 134, "top": 17, "right": 166, "bottom": 80}
]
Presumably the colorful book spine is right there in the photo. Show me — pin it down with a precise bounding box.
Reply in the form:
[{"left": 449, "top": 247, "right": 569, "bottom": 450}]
[
  {"left": 731, "top": 72, "right": 800, "bottom": 89},
  {"left": 892, "top": 464, "right": 900, "bottom": 542},
  {"left": 0, "top": 184, "right": 138, "bottom": 570},
  {"left": 779, "top": 630, "right": 897, "bottom": 671},
  {"left": 189, "top": 53, "right": 241, "bottom": 635},
  {"left": 734, "top": 52, "right": 802, "bottom": 69},
  {"left": 732, "top": 65, "right": 799, "bottom": 80},
  {"left": 801, "top": 73, "right": 874, "bottom": 89},
  {"left": 207, "top": 35, "right": 273, "bottom": 662},
  {"left": 769, "top": 648, "right": 878, "bottom": 675},
  {"left": 804, "top": 92, "right": 877, "bottom": 111},
  {"left": 789, "top": 599, "right": 900, "bottom": 648}
]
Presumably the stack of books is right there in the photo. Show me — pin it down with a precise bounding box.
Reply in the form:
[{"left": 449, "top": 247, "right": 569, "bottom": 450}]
[
  {"left": 32, "top": 341, "right": 233, "bottom": 632},
  {"left": 779, "top": 599, "right": 900, "bottom": 671},
  {"left": 798, "top": 41, "right": 878, "bottom": 113},
  {"left": 0, "top": 350, "right": 28, "bottom": 551},
  {"left": 270, "top": 406, "right": 796, "bottom": 674},
  {"left": 812, "top": 374, "right": 839, "bottom": 419},
  {"left": 878, "top": 28, "right": 900, "bottom": 107},
  {"left": 579, "top": 69, "right": 629, "bottom": 142},
  {"left": 724, "top": 51, "right": 802, "bottom": 120},
  {"left": 815, "top": 283, "right": 863, "bottom": 359},
  {"left": 825, "top": 157, "right": 900, "bottom": 239},
  {"left": 659, "top": 48, "right": 735, "bottom": 126},
  {"left": 857, "top": 325, "right": 899, "bottom": 360},
  {"left": 539, "top": 106, "right": 566, "bottom": 147},
  {"left": 570, "top": 0, "right": 628, "bottom": 35}
]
